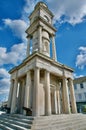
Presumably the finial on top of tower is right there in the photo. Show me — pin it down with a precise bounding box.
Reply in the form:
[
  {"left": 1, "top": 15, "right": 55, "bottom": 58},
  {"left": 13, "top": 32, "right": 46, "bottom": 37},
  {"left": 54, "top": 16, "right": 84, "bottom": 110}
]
[
  {"left": 33, "top": 1, "right": 54, "bottom": 18},
  {"left": 35, "top": 1, "right": 48, "bottom": 9}
]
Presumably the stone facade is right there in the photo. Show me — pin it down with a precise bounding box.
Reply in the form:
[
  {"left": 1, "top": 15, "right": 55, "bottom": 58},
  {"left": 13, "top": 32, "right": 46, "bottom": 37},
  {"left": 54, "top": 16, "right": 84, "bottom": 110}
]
[
  {"left": 7, "top": 2, "right": 77, "bottom": 116},
  {"left": 74, "top": 76, "right": 86, "bottom": 113}
]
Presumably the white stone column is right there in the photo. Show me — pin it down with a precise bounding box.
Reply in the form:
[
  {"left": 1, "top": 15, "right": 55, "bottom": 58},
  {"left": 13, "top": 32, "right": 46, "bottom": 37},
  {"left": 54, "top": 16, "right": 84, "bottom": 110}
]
[
  {"left": 57, "top": 90, "right": 61, "bottom": 114},
  {"left": 26, "top": 36, "right": 30, "bottom": 57},
  {"left": 32, "top": 67, "right": 40, "bottom": 116},
  {"left": 51, "top": 34, "right": 57, "bottom": 61},
  {"left": 38, "top": 26, "right": 42, "bottom": 53},
  {"left": 24, "top": 71, "right": 31, "bottom": 115},
  {"left": 68, "top": 78, "right": 77, "bottom": 113},
  {"left": 62, "top": 77, "right": 70, "bottom": 114},
  {"left": 7, "top": 79, "right": 14, "bottom": 109},
  {"left": 52, "top": 89, "right": 57, "bottom": 114},
  {"left": 21, "top": 79, "right": 25, "bottom": 114},
  {"left": 11, "top": 78, "right": 18, "bottom": 113},
  {"left": 45, "top": 70, "right": 51, "bottom": 116}
]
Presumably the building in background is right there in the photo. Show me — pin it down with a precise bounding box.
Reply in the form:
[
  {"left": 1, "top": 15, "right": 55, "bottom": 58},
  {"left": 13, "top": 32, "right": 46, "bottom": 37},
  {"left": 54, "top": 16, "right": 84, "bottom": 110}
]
[{"left": 74, "top": 76, "right": 86, "bottom": 113}]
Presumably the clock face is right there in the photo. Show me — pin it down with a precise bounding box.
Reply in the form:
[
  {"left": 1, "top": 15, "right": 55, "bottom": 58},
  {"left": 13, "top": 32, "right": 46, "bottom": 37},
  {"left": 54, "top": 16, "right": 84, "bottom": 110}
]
[{"left": 44, "top": 15, "right": 49, "bottom": 22}]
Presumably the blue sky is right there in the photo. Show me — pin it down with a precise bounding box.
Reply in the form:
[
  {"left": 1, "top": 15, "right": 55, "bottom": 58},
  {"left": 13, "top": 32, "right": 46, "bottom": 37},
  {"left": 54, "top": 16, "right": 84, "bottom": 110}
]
[{"left": 0, "top": 0, "right": 86, "bottom": 103}]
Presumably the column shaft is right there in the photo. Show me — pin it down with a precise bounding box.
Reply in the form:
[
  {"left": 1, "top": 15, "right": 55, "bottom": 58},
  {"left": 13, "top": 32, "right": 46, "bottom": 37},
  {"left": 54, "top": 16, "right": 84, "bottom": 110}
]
[
  {"left": 32, "top": 68, "right": 39, "bottom": 116},
  {"left": 52, "top": 90, "right": 57, "bottom": 114},
  {"left": 17, "top": 81, "right": 23, "bottom": 113},
  {"left": 69, "top": 78, "right": 77, "bottom": 113},
  {"left": 11, "top": 78, "right": 18, "bottom": 113},
  {"left": 62, "top": 78, "right": 70, "bottom": 114},
  {"left": 57, "top": 91, "right": 61, "bottom": 114},
  {"left": 45, "top": 71, "right": 51, "bottom": 116},
  {"left": 24, "top": 71, "right": 31, "bottom": 109},
  {"left": 21, "top": 79, "right": 25, "bottom": 114},
  {"left": 26, "top": 37, "right": 30, "bottom": 57},
  {"left": 38, "top": 26, "right": 42, "bottom": 53},
  {"left": 7, "top": 79, "right": 14, "bottom": 109},
  {"left": 52, "top": 35, "right": 57, "bottom": 61}
]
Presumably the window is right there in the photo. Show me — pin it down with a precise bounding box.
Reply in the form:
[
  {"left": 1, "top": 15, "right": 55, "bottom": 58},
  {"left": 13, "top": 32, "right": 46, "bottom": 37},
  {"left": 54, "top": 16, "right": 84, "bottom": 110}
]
[
  {"left": 84, "top": 92, "right": 86, "bottom": 99},
  {"left": 78, "top": 94, "right": 82, "bottom": 100},
  {"left": 44, "top": 15, "right": 49, "bottom": 22},
  {"left": 74, "top": 84, "right": 77, "bottom": 90},
  {"left": 44, "top": 42, "right": 48, "bottom": 52},
  {"left": 80, "top": 83, "right": 84, "bottom": 89}
]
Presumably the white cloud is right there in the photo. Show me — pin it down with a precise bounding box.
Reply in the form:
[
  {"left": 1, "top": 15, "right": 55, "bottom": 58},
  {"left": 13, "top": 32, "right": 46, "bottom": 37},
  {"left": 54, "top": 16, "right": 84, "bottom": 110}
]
[
  {"left": 0, "top": 68, "right": 10, "bottom": 78},
  {"left": 0, "top": 43, "right": 26, "bottom": 66},
  {"left": 3, "top": 19, "right": 27, "bottom": 41},
  {"left": 0, "top": 78, "right": 10, "bottom": 89},
  {"left": 73, "top": 73, "right": 84, "bottom": 78},
  {"left": 76, "top": 46, "right": 86, "bottom": 69},
  {"left": 23, "top": 0, "right": 39, "bottom": 14},
  {"left": 2, "top": 0, "right": 86, "bottom": 42},
  {"left": 0, "top": 68, "right": 10, "bottom": 102},
  {"left": 22, "top": 0, "right": 86, "bottom": 25},
  {"left": 47, "top": 0, "right": 86, "bottom": 25}
]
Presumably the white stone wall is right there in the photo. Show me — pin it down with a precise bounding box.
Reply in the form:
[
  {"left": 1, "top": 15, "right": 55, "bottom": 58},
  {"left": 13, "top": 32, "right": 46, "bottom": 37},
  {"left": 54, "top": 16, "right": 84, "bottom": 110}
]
[
  {"left": 40, "top": 9, "right": 52, "bottom": 24},
  {"left": 74, "top": 81, "right": 86, "bottom": 102}
]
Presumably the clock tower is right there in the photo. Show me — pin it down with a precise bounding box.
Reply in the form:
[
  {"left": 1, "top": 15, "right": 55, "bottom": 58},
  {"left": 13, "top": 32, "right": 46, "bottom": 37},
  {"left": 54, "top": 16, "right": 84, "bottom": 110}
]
[
  {"left": 26, "top": 2, "right": 57, "bottom": 60},
  {"left": 8, "top": 1, "right": 77, "bottom": 117}
]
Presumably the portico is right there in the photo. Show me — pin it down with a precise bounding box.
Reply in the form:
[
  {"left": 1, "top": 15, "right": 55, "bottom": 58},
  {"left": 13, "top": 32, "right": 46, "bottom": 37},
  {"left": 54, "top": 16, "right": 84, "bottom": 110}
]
[{"left": 8, "top": 52, "right": 77, "bottom": 116}]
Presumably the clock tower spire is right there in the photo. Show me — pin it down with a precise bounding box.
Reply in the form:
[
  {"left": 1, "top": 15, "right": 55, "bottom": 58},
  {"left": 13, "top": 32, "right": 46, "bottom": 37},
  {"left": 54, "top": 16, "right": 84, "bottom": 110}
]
[{"left": 26, "top": 2, "right": 57, "bottom": 61}]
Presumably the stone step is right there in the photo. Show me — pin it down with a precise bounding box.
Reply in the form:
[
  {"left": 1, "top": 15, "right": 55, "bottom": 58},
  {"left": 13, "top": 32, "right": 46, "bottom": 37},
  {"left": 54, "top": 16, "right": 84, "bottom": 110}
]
[
  {"left": 0, "top": 114, "right": 33, "bottom": 124},
  {"left": 10, "top": 114, "right": 34, "bottom": 120},
  {"left": 33, "top": 121, "right": 86, "bottom": 130},
  {"left": 0, "top": 114, "right": 86, "bottom": 130},
  {"left": 32, "top": 115, "right": 86, "bottom": 130},
  {"left": 0, "top": 124, "right": 13, "bottom": 130},
  {"left": 33, "top": 115, "right": 86, "bottom": 125},
  {"left": 0, "top": 117, "right": 31, "bottom": 129},
  {"left": 0, "top": 120, "right": 30, "bottom": 130},
  {"left": 34, "top": 114, "right": 85, "bottom": 121},
  {"left": 0, "top": 114, "right": 33, "bottom": 130}
]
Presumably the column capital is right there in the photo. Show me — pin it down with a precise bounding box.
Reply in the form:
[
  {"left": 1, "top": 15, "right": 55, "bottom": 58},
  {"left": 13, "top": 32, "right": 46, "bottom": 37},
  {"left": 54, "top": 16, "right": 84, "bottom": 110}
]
[
  {"left": 51, "top": 33, "right": 55, "bottom": 37},
  {"left": 44, "top": 69, "right": 50, "bottom": 73},
  {"left": 68, "top": 78, "right": 74, "bottom": 86},
  {"left": 34, "top": 67, "right": 40, "bottom": 71},
  {"left": 27, "top": 69, "right": 31, "bottom": 74},
  {"left": 37, "top": 25, "right": 43, "bottom": 29},
  {"left": 62, "top": 76, "right": 67, "bottom": 80},
  {"left": 26, "top": 34, "right": 32, "bottom": 39}
]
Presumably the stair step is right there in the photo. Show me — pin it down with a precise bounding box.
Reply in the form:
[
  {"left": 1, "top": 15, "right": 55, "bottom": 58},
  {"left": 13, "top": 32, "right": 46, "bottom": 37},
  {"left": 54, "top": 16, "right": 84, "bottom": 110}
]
[
  {"left": 34, "top": 116, "right": 86, "bottom": 125},
  {"left": 0, "top": 117, "right": 31, "bottom": 129},
  {"left": 0, "top": 114, "right": 33, "bottom": 124},
  {"left": 10, "top": 114, "right": 34, "bottom": 120},
  {"left": 0, "top": 119, "right": 30, "bottom": 130},
  {"left": 0, "top": 114, "right": 86, "bottom": 130},
  {"left": 0, "top": 124, "right": 13, "bottom": 130}
]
